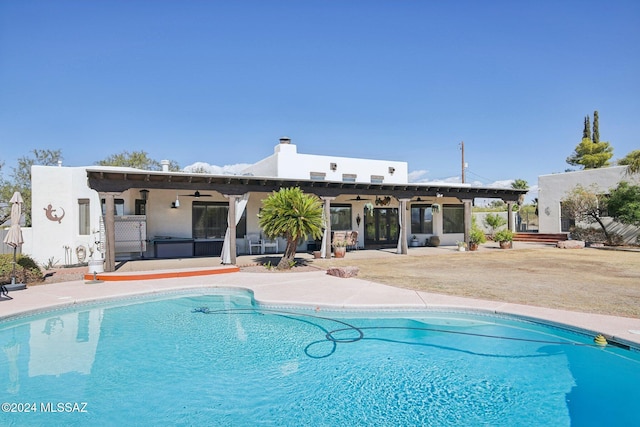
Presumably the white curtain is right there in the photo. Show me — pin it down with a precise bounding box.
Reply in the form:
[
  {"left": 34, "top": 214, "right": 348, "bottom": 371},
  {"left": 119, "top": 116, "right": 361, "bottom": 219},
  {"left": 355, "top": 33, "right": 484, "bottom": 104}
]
[
  {"left": 320, "top": 206, "right": 328, "bottom": 258},
  {"left": 396, "top": 204, "right": 403, "bottom": 254},
  {"left": 220, "top": 194, "right": 249, "bottom": 264}
]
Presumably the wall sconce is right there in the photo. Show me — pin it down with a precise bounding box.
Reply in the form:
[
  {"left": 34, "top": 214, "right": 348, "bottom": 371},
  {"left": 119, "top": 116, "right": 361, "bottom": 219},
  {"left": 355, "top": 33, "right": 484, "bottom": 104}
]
[
  {"left": 388, "top": 167, "right": 395, "bottom": 174},
  {"left": 139, "top": 189, "right": 149, "bottom": 201},
  {"left": 356, "top": 213, "right": 361, "bottom": 227},
  {"left": 172, "top": 193, "right": 180, "bottom": 209},
  {"left": 330, "top": 162, "right": 337, "bottom": 171}
]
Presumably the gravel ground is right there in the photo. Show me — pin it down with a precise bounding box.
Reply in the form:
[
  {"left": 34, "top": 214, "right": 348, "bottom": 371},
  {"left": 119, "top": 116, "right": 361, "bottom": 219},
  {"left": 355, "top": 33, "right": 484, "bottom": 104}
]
[{"left": 310, "top": 246, "right": 640, "bottom": 319}]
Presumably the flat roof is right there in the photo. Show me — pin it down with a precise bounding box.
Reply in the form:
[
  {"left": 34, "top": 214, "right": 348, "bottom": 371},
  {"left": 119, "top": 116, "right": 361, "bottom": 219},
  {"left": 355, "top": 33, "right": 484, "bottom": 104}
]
[{"left": 86, "top": 168, "right": 527, "bottom": 202}]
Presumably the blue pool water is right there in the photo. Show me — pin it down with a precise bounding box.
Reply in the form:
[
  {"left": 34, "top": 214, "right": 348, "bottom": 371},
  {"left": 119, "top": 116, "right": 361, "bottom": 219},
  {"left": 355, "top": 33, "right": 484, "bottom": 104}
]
[{"left": 1, "top": 289, "right": 639, "bottom": 426}]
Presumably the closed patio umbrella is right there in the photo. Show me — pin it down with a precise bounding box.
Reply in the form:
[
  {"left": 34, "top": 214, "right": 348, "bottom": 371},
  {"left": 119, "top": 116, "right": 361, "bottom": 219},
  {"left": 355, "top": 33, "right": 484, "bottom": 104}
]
[{"left": 3, "top": 192, "right": 24, "bottom": 292}]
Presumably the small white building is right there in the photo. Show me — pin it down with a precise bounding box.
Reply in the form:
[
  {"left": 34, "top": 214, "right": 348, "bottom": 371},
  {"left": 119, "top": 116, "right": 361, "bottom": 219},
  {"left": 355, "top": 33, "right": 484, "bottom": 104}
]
[
  {"left": 24, "top": 138, "right": 525, "bottom": 269},
  {"left": 538, "top": 166, "right": 639, "bottom": 242}
]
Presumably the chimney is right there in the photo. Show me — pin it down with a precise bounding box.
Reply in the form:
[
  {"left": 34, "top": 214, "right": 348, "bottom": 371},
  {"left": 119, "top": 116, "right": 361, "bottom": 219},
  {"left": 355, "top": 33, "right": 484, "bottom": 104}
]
[
  {"left": 279, "top": 136, "right": 291, "bottom": 144},
  {"left": 161, "top": 160, "right": 170, "bottom": 172}
]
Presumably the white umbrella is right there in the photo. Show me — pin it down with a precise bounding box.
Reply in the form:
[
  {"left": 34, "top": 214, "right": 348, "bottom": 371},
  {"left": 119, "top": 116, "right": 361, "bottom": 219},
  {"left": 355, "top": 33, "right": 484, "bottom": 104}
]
[{"left": 3, "top": 192, "right": 24, "bottom": 288}]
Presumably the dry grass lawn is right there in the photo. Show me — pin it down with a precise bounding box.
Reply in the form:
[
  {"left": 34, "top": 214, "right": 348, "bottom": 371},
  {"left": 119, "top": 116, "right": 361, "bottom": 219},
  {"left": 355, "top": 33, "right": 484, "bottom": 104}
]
[{"left": 311, "top": 248, "right": 640, "bottom": 319}]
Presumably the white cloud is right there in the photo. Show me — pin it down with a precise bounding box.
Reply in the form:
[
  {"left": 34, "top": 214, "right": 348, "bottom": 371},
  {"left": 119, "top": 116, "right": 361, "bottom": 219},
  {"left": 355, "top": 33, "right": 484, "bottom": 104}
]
[{"left": 183, "top": 162, "right": 252, "bottom": 175}]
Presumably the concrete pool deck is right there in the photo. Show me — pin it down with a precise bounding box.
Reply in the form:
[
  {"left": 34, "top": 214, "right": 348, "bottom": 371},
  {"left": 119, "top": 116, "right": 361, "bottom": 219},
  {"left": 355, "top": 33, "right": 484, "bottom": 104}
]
[{"left": 2, "top": 256, "right": 640, "bottom": 349}]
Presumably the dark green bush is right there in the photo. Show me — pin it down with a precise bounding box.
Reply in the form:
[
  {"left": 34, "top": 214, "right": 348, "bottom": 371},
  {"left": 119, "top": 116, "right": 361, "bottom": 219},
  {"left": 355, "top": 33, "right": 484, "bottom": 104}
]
[{"left": 0, "top": 253, "right": 43, "bottom": 285}]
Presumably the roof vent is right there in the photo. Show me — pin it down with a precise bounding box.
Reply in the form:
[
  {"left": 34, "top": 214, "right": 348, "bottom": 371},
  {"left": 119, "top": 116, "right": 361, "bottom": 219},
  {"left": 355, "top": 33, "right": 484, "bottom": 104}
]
[
  {"left": 279, "top": 137, "right": 291, "bottom": 144},
  {"left": 161, "top": 160, "right": 170, "bottom": 172}
]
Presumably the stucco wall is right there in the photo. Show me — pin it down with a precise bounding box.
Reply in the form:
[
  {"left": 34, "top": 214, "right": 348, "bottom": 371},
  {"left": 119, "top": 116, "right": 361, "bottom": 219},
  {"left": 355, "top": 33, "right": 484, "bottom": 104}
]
[
  {"left": 242, "top": 142, "right": 408, "bottom": 184},
  {"left": 538, "top": 166, "right": 639, "bottom": 241},
  {"left": 28, "top": 165, "right": 103, "bottom": 266}
]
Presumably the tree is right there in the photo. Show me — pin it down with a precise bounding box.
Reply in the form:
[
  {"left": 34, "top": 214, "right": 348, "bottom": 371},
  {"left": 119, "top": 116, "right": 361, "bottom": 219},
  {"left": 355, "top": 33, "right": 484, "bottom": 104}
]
[
  {"left": 96, "top": 151, "right": 181, "bottom": 171},
  {"left": 566, "top": 137, "right": 613, "bottom": 169},
  {"left": 511, "top": 178, "right": 528, "bottom": 205},
  {"left": 258, "top": 187, "right": 324, "bottom": 270},
  {"left": 618, "top": 150, "right": 640, "bottom": 176},
  {"left": 583, "top": 115, "right": 591, "bottom": 140},
  {"left": 9, "top": 149, "right": 63, "bottom": 226},
  {"left": 566, "top": 111, "right": 613, "bottom": 169},
  {"left": 607, "top": 181, "right": 640, "bottom": 228},
  {"left": 561, "top": 184, "right": 611, "bottom": 243},
  {"left": 592, "top": 110, "right": 600, "bottom": 144},
  {"left": 483, "top": 213, "right": 507, "bottom": 239}
]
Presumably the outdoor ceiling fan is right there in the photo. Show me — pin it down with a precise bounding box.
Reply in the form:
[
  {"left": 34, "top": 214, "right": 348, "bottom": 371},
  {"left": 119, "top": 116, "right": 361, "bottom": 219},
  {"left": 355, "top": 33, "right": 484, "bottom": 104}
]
[
  {"left": 347, "top": 195, "right": 371, "bottom": 201},
  {"left": 180, "top": 190, "right": 212, "bottom": 198}
]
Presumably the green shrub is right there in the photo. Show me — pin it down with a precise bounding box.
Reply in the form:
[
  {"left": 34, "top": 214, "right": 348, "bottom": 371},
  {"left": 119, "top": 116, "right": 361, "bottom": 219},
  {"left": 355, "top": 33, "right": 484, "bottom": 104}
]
[
  {"left": 494, "top": 229, "right": 514, "bottom": 242},
  {"left": 0, "top": 254, "right": 43, "bottom": 285},
  {"left": 469, "top": 227, "right": 487, "bottom": 244}
]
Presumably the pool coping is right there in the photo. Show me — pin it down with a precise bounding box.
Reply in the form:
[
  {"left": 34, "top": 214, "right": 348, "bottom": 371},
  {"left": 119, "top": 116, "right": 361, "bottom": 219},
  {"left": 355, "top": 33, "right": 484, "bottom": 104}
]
[{"left": 2, "top": 270, "right": 640, "bottom": 350}]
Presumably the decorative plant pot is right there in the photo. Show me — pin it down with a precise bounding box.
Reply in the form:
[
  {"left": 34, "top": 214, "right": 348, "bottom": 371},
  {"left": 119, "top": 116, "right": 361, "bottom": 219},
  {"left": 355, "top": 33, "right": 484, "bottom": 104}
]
[
  {"left": 428, "top": 236, "right": 440, "bottom": 247},
  {"left": 313, "top": 251, "right": 322, "bottom": 259},
  {"left": 469, "top": 242, "right": 479, "bottom": 251},
  {"left": 88, "top": 259, "right": 104, "bottom": 274},
  {"left": 499, "top": 241, "right": 512, "bottom": 249},
  {"left": 334, "top": 247, "right": 346, "bottom": 258},
  {"left": 410, "top": 240, "right": 420, "bottom": 247}
]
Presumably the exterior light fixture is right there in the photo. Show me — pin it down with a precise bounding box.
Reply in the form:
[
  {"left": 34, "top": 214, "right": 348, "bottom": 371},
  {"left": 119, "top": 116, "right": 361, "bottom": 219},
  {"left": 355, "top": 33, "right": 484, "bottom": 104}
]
[
  {"left": 139, "top": 189, "right": 149, "bottom": 201},
  {"left": 356, "top": 213, "right": 361, "bottom": 227},
  {"left": 172, "top": 193, "right": 180, "bottom": 208}
]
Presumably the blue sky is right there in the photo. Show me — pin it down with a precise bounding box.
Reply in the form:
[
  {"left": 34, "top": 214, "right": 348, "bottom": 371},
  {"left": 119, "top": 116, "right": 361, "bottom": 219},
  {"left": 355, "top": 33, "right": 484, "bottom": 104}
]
[{"left": 1, "top": 0, "right": 639, "bottom": 200}]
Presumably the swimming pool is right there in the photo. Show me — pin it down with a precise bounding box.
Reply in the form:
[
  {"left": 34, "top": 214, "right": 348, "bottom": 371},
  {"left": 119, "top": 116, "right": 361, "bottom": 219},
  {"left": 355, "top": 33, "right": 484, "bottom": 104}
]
[{"left": 1, "top": 289, "right": 639, "bottom": 426}]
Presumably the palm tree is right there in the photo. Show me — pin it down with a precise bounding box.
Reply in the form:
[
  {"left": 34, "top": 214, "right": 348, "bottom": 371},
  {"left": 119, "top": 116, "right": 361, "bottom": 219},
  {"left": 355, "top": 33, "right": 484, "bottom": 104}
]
[
  {"left": 619, "top": 150, "right": 640, "bottom": 176},
  {"left": 258, "top": 187, "right": 324, "bottom": 270}
]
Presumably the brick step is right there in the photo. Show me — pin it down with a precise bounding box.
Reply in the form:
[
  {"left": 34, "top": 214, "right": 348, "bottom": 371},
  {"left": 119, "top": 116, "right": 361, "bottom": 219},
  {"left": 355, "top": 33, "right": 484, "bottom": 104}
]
[{"left": 513, "top": 233, "right": 568, "bottom": 243}]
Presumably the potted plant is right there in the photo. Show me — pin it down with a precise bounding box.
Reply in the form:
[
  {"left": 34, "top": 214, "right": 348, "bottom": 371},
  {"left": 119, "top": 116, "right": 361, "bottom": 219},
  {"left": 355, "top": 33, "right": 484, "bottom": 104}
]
[
  {"left": 456, "top": 241, "right": 467, "bottom": 251},
  {"left": 333, "top": 239, "right": 347, "bottom": 258},
  {"left": 469, "top": 225, "right": 486, "bottom": 251},
  {"left": 494, "top": 229, "right": 514, "bottom": 249},
  {"left": 410, "top": 235, "right": 420, "bottom": 247}
]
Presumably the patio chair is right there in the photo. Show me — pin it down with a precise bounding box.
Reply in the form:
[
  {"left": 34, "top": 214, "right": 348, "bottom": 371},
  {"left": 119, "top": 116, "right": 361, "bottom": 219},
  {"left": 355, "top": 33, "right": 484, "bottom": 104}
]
[
  {"left": 346, "top": 230, "right": 358, "bottom": 251},
  {"left": 245, "top": 234, "right": 263, "bottom": 255},
  {"left": 262, "top": 238, "right": 278, "bottom": 254},
  {"left": 1, "top": 284, "right": 11, "bottom": 300}
]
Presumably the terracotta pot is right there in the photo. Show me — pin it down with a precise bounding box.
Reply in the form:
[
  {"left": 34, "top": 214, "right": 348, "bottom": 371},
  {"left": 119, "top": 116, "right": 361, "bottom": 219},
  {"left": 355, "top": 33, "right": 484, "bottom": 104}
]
[
  {"left": 499, "top": 241, "right": 512, "bottom": 249},
  {"left": 469, "top": 242, "right": 479, "bottom": 251},
  {"left": 334, "top": 247, "right": 346, "bottom": 258}
]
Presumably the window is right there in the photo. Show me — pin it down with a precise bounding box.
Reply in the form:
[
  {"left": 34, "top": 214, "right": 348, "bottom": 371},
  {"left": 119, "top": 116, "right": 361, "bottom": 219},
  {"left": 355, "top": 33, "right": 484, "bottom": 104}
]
[
  {"left": 559, "top": 202, "right": 575, "bottom": 232},
  {"left": 192, "top": 202, "right": 246, "bottom": 239},
  {"left": 310, "top": 172, "right": 326, "bottom": 180},
  {"left": 78, "top": 199, "right": 90, "bottom": 235},
  {"left": 135, "top": 199, "right": 147, "bottom": 215},
  {"left": 371, "top": 175, "right": 384, "bottom": 184},
  {"left": 101, "top": 198, "right": 124, "bottom": 216},
  {"left": 342, "top": 174, "right": 357, "bottom": 183},
  {"left": 330, "top": 205, "right": 352, "bottom": 230},
  {"left": 443, "top": 205, "right": 464, "bottom": 234},
  {"left": 411, "top": 205, "right": 433, "bottom": 234}
]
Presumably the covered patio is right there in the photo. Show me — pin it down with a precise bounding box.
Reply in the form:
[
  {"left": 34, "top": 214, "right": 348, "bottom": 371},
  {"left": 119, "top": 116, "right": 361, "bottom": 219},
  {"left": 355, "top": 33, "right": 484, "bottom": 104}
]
[{"left": 86, "top": 168, "right": 526, "bottom": 271}]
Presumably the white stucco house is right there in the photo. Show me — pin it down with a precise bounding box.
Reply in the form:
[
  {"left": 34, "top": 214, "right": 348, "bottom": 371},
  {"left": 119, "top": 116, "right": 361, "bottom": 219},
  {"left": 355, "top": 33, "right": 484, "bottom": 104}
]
[
  {"left": 23, "top": 137, "right": 525, "bottom": 270},
  {"left": 537, "top": 166, "right": 639, "bottom": 242}
]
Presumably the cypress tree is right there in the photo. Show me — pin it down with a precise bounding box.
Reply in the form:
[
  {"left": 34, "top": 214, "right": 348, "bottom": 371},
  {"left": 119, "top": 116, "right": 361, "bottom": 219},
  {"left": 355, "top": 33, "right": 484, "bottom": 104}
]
[
  {"left": 583, "top": 116, "right": 589, "bottom": 139},
  {"left": 593, "top": 110, "right": 600, "bottom": 143},
  {"left": 585, "top": 115, "right": 591, "bottom": 140}
]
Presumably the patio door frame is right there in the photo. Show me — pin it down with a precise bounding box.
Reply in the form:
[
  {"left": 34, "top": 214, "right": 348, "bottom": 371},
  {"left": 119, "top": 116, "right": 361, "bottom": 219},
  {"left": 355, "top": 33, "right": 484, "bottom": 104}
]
[{"left": 363, "top": 206, "right": 399, "bottom": 247}]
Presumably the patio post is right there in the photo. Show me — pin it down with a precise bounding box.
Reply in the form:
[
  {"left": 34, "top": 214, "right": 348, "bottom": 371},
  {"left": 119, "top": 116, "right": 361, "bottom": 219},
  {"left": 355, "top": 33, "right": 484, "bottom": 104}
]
[
  {"left": 463, "top": 199, "right": 473, "bottom": 248},
  {"left": 321, "top": 197, "right": 334, "bottom": 258},
  {"left": 103, "top": 193, "right": 116, "bottom": 272},
  {"left": 398, "top": 198, "right": 410, "bottom": 255},
  {"left": 507, "top": 201, "right": 515, "bottom": 231}
]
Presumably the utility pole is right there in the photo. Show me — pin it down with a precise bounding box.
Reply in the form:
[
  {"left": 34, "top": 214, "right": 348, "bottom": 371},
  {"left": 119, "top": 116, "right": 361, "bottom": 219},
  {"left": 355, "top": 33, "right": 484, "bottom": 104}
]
[{"left": 460, "top": 141, "right": 465, "bottom": 183}]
